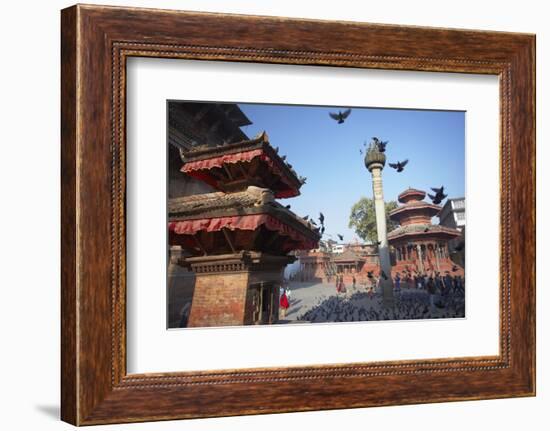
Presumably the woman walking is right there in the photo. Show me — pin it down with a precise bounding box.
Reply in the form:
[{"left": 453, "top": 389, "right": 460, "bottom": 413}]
[{"left": 279, "top": 289, "right": 290, "bottom": 319}]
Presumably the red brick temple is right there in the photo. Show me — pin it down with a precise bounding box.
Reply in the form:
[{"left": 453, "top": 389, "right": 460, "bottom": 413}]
[
  {"left": 387, "top": 188, "right": 464, "bottom": 277},
  {"left": 295, "top": 245, "right": 380, "bottom": 284},
  {"left": 168, "top": 132, "right": 320, "bottom": 327}
]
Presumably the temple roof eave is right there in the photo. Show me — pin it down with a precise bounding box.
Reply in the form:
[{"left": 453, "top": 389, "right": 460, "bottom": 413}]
[
  {"left": 389, "top": 202, "right": 442, "bottom": 220},
  {"left": 168, "top": 190, "right": 321, "bottom": 242},
  {"left": 387, "top": 227, "right": 462, "bottom": 243},
  {"left": 397, "top": 188, "right": 426, "bottom": 203},
  {"left": 180, "top": 134, "right": 303, "bottom": 196}
]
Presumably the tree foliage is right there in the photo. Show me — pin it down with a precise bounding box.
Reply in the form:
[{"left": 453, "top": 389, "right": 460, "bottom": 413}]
[{"left": 348, "top": 197, "right": 398, "bottom": 243}]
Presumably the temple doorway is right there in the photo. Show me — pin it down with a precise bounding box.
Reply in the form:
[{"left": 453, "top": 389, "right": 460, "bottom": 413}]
[{"left": 250, "top": 282, "right": 276, "bottom": 325}]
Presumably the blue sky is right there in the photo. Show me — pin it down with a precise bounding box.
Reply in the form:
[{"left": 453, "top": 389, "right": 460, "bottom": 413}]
[{"left": 238, "top": 103, "right": 465, "bottom": 243}]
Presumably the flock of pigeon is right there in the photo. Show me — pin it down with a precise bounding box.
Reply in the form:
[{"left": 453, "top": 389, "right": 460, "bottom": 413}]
[
  {"left": 295, "top": 288, "right": 465, "bottom": 323},
  {"left": 328, "top": 107, "right": 449, "bottom": 206},
  {"left": 287, "top": 108, "right": 452, "bottom": 247}
]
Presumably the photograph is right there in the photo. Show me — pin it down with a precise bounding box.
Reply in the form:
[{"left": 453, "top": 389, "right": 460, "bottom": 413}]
[{"left": 167, "top": 101, "right": 466, "bottom": 328}]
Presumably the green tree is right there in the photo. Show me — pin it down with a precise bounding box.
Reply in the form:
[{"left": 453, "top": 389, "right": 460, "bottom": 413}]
[{"left": 348, "top": 197, "right": 398, "bottom": 243}]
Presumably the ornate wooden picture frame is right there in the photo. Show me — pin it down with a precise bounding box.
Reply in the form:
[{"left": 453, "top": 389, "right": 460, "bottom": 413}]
[{"left": 61, "top": 4, "right": 535, "bottom": 425}]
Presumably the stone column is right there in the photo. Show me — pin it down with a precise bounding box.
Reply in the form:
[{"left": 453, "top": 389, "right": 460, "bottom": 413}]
[{"left": 366, "top": 162, "right": 394, "bottom": 306}]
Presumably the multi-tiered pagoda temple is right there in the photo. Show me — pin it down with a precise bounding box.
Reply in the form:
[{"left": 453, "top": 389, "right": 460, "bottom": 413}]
[
  {"left": 169, "top": 132, "right": 320, "bottom": 327},
  {"left": 388, "top": 188, "right": 463, "bottom": 276}
]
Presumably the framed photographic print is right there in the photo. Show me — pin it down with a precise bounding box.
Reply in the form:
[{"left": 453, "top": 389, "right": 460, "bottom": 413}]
[{"left": 61, "top": 4, "right": 535, "bottom": 425}]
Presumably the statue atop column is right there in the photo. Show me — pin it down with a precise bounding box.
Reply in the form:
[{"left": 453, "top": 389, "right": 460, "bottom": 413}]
[{"left": 364, "top": 137, "right": 394, "bottom": 306}]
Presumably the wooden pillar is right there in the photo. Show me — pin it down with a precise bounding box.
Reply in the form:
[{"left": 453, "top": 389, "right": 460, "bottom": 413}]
[{"left": 416, "top": 243, "right": 424, "bottom": 273}]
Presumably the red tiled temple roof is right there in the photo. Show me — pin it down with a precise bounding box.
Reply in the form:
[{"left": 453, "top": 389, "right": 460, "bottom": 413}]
[{"left": 180, "top": 132, "right": 303, "bottom": 198}]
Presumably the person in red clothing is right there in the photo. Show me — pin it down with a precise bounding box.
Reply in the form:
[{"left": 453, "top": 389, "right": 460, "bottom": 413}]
[{"left": 279, "top": 290, "right": 290, "bottom": 318}]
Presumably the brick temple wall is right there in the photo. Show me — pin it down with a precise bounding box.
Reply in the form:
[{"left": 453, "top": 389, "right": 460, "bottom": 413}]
[{"left": 187, "top": 272, "right": 250, "bottom": 327}]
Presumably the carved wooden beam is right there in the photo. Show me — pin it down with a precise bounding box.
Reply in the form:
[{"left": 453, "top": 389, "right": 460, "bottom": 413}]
[{"left": 222, "top": 228, "right": 236, "bottom": 253}]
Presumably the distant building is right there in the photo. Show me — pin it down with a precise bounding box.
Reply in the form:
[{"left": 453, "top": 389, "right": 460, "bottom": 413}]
[
  {"left": 439, "top": 197, "right": 465, "bottom": 229},
  {"left": 332, "top": 244, "right": 344, "bottom": 254},
  {"left": 438, "top": 197, "right": 466, "bottom": 267}
]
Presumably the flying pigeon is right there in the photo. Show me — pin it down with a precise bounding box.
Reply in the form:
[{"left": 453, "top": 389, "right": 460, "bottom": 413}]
[
  {"left": 389, "top": 159, "right": 409, "bottom": 172},
  {"left": 377, "top": 141, "right": 388, "bottom": 152},
  {"left": 337, "top": 234, "right": 344, "bottom": 241},
  {"left": 329, "top": 108, "right": 352, "bottom": 124},
  {"left": 372, "top": 137, "right": 388, "bottom": 152},
  {"left": 428, "top": 186, "right": 447, "bottom": 204}
]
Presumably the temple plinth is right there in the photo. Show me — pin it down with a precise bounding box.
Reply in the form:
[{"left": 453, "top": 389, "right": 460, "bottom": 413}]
[
  {"left": 169, "top": 132, "right": 320, "bottom": 327},
  {"left": 388, "top": 188, "right": 464, "bottom": 277},
  {"left": 364, "top": 140, "right": 394, "bottom": 306}
]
